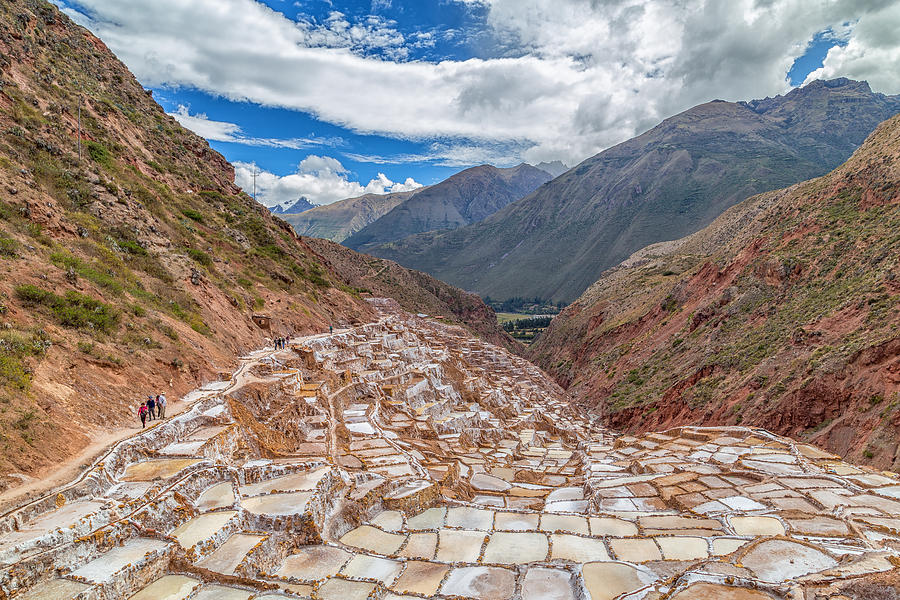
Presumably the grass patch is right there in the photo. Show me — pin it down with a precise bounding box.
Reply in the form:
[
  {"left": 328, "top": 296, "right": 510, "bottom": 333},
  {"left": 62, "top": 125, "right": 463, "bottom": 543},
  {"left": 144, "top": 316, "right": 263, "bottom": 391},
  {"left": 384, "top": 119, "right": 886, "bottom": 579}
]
[
  {"left": 181, "top": 208, "right": 204, "bottom": 223},
  {"left": 0, "top": 330, "right": 50, "bottom": 390},
  {"left": 15, "top": 284, "right": 119, "bottom": 334}
]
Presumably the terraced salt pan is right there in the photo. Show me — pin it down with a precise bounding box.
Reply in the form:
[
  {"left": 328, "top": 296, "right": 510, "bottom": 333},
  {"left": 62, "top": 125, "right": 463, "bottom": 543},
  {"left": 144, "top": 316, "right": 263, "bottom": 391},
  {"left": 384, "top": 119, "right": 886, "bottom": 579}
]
[
  {"left": 240, "top": 467, "right": 330, "bottom": 496},
  {"left": 436, "top": 529, "right": 485, "bottom": 562},
  {"left": 741, "top": 539, "right": 838, "bottom": 583},
  {"left": 441, "top": 566, "right": 516, "bottom": 600},
  {"left": 406, "top": 507, "right": 446, "bottom": 530},
  {"left": 192, "top": 585, "right": 254, "bottom": 600},
  {"left": 158, "top": 441, "right": 206, "bottom": 456},
  {"left": 242, "top": 491, "right": 314, "bottom": 516},
  {"left": 169, "top": 510, "right": 237, "bottom": 549},
  {"left": 581, "top": 561, "right": 655, "bottom": 600},
  {"left": 669, "top": 582, "right": 776, "bottom": 599},
  {"left": 730, "top": 516, "right": 785, "bottom": 536},
  {"left": 195, "top": 482, "right": 235, "bottom": 511},
  {"left": 71, "top": 537, "right": 169, "bottom": 583},
  {"left": 195, "top": 533, "right": 265, "bottom": 575},
  {"left": 392, "top": 560, "right": 449, "bottom": 595},
  {"left": 483, "top": 532, "right": 549, "bottom": 563},
  {"left": 122, "top": 459, "right": 202, "bottom": 481},
  {"left": 447, "top": 506, "right": 494, "bottom": 529},
  {"left": 399, "top": 532, "right": 436, "bottom": 559},
  {"left": 522, "top": 567, "right": 574, "bottom": 600},
  {"left": 341, "top": 525, "right": 406, "bottom": 554},
  {"left": 550, "top": 534, "right": 610, "bottom": 562},
  {"left": 317, "top": 578, "right": 376, "bottom": 600},
  {"left": 341, "top": 553, "right": 403, "bottom": 584},
  {"left": 0, "top": 499, "right": 106, "bottom": 551},
  {"left": 128, "top": 575, "right": 200, "bottom": 600},
  {"left": 17, "top": 578, "right": 90, "bottom": 600},
  {"left": 276, "top": 545, "right": 351, "bottom": 580}
]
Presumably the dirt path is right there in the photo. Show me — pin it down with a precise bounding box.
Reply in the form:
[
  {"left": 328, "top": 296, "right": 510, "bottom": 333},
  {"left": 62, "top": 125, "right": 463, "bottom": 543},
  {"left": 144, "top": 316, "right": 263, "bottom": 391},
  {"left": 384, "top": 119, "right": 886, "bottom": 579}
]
[{"left": 0, "top": 347, "right": 273, "bottom": 514}]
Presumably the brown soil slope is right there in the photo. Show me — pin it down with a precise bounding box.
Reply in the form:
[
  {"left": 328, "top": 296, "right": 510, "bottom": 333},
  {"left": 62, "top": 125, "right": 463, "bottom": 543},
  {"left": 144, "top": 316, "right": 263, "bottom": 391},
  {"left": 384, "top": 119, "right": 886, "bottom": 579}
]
[
  {"left": 532, "top": 113, "right": 900, "bottom": 469},
  {"left": 0, "top": 0, "right": 506, "bottom": 489}
]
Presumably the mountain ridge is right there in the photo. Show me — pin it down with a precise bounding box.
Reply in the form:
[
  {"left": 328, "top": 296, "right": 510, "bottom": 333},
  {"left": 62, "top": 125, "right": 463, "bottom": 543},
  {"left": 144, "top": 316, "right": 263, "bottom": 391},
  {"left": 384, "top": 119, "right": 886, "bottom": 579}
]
[
  {"left": 367, "top": 78, "right": 900, "bottom": 302},
  {"left": 281, "top": 188, "right": 419, "bottom": 242},
  {"left": 343, "top": 163, "right": 551, "bottom": 252}
]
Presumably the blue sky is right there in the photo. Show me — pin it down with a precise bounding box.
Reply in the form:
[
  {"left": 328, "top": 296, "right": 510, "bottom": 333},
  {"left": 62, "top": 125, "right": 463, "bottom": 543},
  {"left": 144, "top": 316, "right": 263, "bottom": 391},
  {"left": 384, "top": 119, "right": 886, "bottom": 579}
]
[{"left": 55, "top": 1, "right": 899, "bottom": 207}]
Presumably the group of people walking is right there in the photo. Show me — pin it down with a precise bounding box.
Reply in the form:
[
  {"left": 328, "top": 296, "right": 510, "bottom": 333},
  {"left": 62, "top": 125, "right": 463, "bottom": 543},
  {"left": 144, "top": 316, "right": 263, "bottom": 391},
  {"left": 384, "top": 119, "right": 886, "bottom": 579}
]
[
  {"left": 273, "top": 336, "right": 288, "bottom": 350},
  {"left": 137, "top": 393, "right": 167, "bottom": 428}
]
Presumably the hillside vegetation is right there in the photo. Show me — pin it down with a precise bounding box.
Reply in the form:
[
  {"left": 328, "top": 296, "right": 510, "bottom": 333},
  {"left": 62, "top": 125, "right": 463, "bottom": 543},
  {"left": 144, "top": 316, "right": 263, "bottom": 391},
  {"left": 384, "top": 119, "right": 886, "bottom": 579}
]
[
  {"left": 532, "top": 113, "right": 900, "bottom": 469},
  {"left": 0, "top": 0, "right": 510, "bottom": 489}
]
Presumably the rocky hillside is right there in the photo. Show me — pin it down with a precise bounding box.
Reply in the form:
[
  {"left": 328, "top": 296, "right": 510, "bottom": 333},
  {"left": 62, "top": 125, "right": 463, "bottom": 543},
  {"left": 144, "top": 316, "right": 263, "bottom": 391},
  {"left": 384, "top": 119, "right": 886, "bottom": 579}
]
[
  {"left": 531, "top": 113, "right": 900, "bottom": 469},
  {"left": 373, "top": 79, "right": 900, "bottom": 303},
  {"left": 0, "top": 0, "right": 509, "bottom": 489},
  {"left": 344, "top": 163, "right": 550, "bottom": 252},
  {"left": 281, "top": 188, "right": 416, "bottom": 242}
]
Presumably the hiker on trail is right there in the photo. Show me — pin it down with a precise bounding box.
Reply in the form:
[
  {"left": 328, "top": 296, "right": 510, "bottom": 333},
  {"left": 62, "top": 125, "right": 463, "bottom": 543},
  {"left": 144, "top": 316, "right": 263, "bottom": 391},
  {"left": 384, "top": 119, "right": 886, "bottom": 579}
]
[
  {"left": 329, "top": 325, "right": 333, "bottom": 335},
  {"left": 156, "top": 394, "right": 166, "bottom": 419},
  {"left": 138, "top": 402, "right": 148, "bottom": 428},
  {"left": 146, "top": 395, "right": 155, "bottom": 421}
]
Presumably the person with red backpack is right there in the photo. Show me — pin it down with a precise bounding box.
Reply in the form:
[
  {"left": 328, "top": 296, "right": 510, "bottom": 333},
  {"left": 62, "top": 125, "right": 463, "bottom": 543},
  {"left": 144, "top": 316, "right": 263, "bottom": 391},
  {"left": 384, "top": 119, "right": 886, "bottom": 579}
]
[{"left": 138, "top": 402, "right": 148, "bottom": 428}]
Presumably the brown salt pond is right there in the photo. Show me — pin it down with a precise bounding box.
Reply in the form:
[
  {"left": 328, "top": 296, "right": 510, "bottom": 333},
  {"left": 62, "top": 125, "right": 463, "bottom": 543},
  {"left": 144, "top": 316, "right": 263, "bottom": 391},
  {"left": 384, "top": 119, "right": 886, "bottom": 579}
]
[
  {"left": 128, "top": 575, "right": 200, "bottom": 600},
  {"left": 169, "top": 510, "right": 237, "bottom": 549},
  {"left": 195, "top": 533, "right": 265, "bottom": 575},
  {"left": 121, "top": 459, "right": 203, "bottom": 481}
]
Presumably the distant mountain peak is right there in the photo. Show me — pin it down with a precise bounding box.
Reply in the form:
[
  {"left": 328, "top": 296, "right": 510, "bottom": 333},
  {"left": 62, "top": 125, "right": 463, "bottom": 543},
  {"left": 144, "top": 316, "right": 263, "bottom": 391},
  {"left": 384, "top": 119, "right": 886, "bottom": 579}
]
[
  {"left": 534, "top": 160, "right": 569, "bottom": 177},
  {"left": 270, "top": 196, "right": 317, "bottom": 215}
]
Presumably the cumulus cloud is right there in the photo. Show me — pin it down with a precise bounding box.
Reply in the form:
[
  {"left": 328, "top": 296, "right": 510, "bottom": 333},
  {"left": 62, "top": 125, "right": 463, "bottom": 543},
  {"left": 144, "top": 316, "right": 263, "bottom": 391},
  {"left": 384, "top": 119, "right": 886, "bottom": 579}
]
[
  {"left": 234, "top": 156, "right": 422, "bottom": 207},
  {"left": 60, "top": 0, "right": 900, "bottom": 167}
]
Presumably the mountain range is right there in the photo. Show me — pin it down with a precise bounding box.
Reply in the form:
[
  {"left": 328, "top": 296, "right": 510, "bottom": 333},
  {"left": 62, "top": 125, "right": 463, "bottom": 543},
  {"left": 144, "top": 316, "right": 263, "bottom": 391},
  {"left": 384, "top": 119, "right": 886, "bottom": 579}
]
[
  {"left": 531, "top": 112, "right": 900, "bottom": 468},
  {"left": 366, "top": 79, "right": 900, "bottom": 303},
  {"left": 282, "top": 188, "right": 419, "bottom": 242}
]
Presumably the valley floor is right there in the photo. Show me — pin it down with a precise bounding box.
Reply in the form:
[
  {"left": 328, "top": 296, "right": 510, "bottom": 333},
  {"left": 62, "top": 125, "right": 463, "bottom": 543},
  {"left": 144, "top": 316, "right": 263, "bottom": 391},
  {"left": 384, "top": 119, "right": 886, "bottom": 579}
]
[{"left": 1, "top": 299, "right": 898, "bottom": 599}]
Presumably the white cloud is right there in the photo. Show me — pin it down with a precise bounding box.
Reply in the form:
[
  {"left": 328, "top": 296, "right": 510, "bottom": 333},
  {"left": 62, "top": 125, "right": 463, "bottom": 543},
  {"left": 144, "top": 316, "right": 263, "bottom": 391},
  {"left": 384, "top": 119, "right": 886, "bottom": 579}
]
[
  {"left": 803, "top": 4, "right": 900, "bottom": 91},
  {"left": 234, "top": 155, "right": 422, "bottom": 207},
  {"left": 168, "top": 106, "right": 340, "bottom": 149},
  {"left": 61, "top": 0, "right": 900, "bottom": 167}
]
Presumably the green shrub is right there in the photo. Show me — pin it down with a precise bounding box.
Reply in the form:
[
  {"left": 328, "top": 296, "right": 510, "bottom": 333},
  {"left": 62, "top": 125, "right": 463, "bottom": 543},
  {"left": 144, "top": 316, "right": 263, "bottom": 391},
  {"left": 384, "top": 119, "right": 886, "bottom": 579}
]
[
  {"left": 186, "top": 248, "right": 213, "bottom": 267},
  {"left": 85, "top": 140, "right": 113, "bottom": 168},
  {"left": 15, "top": 285, "right": 119, "bottom": 333},
  {"left": 0, "top": 330, "right": 49, "bottom": 390},
  {"left": 181, "top": 208, "right": 204, "bottom": 223},
  {"left": 0, "top": 236, "right": 19, "bottom": 257}
]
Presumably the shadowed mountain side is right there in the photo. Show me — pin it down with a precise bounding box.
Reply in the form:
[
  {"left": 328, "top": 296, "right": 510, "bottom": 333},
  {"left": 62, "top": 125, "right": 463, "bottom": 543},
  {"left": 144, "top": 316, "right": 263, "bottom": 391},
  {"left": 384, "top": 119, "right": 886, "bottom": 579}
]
[
  {"left": 531, "top": 113, "right": 900, "bottom": 469},
  {"left": 305, "top": 237, "right": 519, "bottom": 353},
  {"left": 343, "top": 163, "right": 551, "bottom": 252},
  {"left": 368, "top": 79, "right": 900, "bottom": 303}
]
